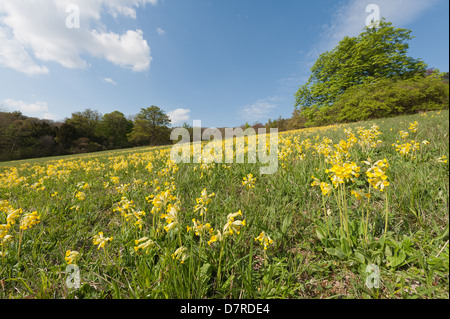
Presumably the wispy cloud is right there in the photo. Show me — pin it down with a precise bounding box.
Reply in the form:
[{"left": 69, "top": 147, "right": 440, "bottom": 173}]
[
  {"left": 1, "top": 98, "right": 59, "bottom": 120},
  {"left": 0, "top": 0, "right": 157, "bottom": 75},
  {"left": 156, "top": 27, "right": 166, "bottom": 35},
  {"left": 104, "top": 77, "right": 117, "bottom": 85},
  {"left": 168, "top": 108, "right": 191, "bottom": 125},
  {"left": 314, "top": 0, "right": 440, "bottom": 56},
  {"left": 240, "top": 97, "right": 281, "bottom": 123}
]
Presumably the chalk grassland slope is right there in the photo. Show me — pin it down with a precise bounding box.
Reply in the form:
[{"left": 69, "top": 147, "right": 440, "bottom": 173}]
[{"left": 0, "top": 110, "right": 448, "bottom": 299}]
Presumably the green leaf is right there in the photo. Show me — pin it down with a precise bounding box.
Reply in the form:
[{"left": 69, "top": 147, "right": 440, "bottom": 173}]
[{"left": 326, "top": 247, "right": 346, "bottom": 259}]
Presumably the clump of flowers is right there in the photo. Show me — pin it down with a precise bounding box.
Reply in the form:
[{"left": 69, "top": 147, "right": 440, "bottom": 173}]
[
  {"left": 162, "top": 203, "right": 180, "bottom": 233},
  {"left": 194, "top": 188, "right": 215, "bottom": 217},
  {"left": 255, "top": 231, "right": 274, "bottom": 250},
  {"left": 326, "top": 161, "right": 360, "bottom": 188},
  {"left": 172, "top": 246, "right": 188, "bottom": 264},
  {"left": 93, "top": 231, "right": 113, "bottom": 250},
  {"left": 65, "top": 250, "right": 80, "bottom": 265},
  {"left": 364, "top": 159, "right": 389, "bottom": 192},
  {"left": 242, "top": 174, "right": 256, "bottom": 189},
  {"left": 134, "top": 237, "right": 156, "bottom": 254},
  {"left": 20, "top": 211, "right": 40, "bottom": 230},
  {"left": 223, "top": 210, "right": 246, "bottom": 236}
]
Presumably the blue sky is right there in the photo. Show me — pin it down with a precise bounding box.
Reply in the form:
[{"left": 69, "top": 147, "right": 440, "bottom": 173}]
[{"left": 0, "top": 0, "right": 448, "bottom": 128}]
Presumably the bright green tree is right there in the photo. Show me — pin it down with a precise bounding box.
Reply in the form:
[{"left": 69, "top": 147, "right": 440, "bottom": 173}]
[{"left": 295, "top": 20, "right": 428, "bottom": 125}]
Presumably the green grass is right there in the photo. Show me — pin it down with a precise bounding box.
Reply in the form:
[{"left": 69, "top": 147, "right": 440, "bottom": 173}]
[{"left": 0, "top": 110, "right": 448, "bottom": 299}]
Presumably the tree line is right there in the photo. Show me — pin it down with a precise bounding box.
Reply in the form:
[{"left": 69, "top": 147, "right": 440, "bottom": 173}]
[{"left": 0, "top": 106, "right": 172, "bottom": 162}]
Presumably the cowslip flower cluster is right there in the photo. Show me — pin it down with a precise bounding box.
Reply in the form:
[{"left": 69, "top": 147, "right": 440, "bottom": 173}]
[
  {"left": 364, "top": 159, "right": 389, "bottom": 192},
  {"left": 393, "top": 140, "right": 420, "bottom": 158},
  {"left": 113, "top": 197, "right": 145, "bottom": 229},
  {"left": 188, "top": 218, "right": 213, "bottom": 237},
  {"left": 326, "top": 162, "right": 360, "bottom": 188},
  {"left": 408, "top": 121, "right": 418, "bottom": 133},
  {"left": 350, "top": 189, "right": 371, "bottom": 201},
  {"left": 172, "top": 246, "right": 188, "bottom": 263},
  {"left": 162, "top": 203, "right": 180, "bottom": 233},
  {"left": 242, "top": 174, "right": 256, "bottom": 189},
  {"left": 311, "top": 177, "right": 332, "bottom": 197},
  {"left": 65, "top": 250, "right": 80, "bottom": 265},
  {"left": 194, "top": 188, "right": 215, "bottom": 217},
  {"left": 93, "top": 232, "right": 113, "bottom": 250},
  {"left": 223, "top": 210, "right": 246, "bottom": 236},
  {"left": 255, "top": 231, "right": 274, "bottom": 250},
  {"left": 20, "top": 211, "right": 40, "bottom": 230},
  {"left": 134, "top": 237, "right": 156, "bottom": 254}
]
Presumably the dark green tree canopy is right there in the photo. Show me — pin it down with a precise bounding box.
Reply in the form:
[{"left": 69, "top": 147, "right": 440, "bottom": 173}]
[
  {"left": 128, "top": 106, "right": 171, "bottom": 146},
  {"left": 295, "top": 20, "right": 428, "bottom": 111}
]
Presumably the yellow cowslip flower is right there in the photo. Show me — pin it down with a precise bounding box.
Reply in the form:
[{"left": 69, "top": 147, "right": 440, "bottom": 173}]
[
  {"left": 75, "top": 191, "right": 86, "bottom": 201},
  {"left": 255, "top": 231, "right": 274, "bottom": 250},
  {"left": 110, "top": 176, "right": 120, "bottom": 185},
  {"left": 172, "top": 246, "right": 188, "bottom": 264},
  {"left": 190, "top": 218, "right": 213, "bottom": 237},
  {"left": 223, "top": 210, "right": 246, "bottom": 236},
  {"left": 19, "top": 211, "right": 40, "bottom": 230},
  {"left": 93, "top": 232, "right": 113, "bottom": 250},
  {"left": 421, "top": 140, "right": 430, "bottom": 145},
  {"left": 326, "top": 161, "right": 360, "bottom": 188},
  {"left": 163, "top": 204, "right": 179, "bottom": 233},
  {"left": 123, "top": 209, "right": 146, "bottom": 229},
  {"left": 0, "top": 224, "right": 11, "bottom": 239},
  {"left": 350, "top": 190, "right": 371, "bottom": 201},
  {"left": 194, "top": 188, "right": 215, "bottom": 216},
  {"left": 436, "top": 155, "right": 448, "bottom": 163},
  {"left": 65, "top": 250, "right": 80, "bottom": 265},
  {"left": 393, "top": 140, "right": 420, "bottom": 157},
  {"left": 311, "top": 177, "right": 332, "bottom": 197},
  {"left": 310, "top": 176, "right": 321, "bottom": 187},
  {"left": 116, "top": 183, "right": 130, "bottom": 194},
  {"left": 6, "top": 208, "right": 22, "bottom": 225},
  {"left": 134, "top": 237, "right": 155, "bottom": 254},
  {"left": 207, "top": 231, "right": 223, "bottom": 245},
  {"left": 320, "top": 182, "right": 332, "bottom": 197},
  {"left": 365, "top": 159, "right": 389, "bottom": 191},
  {"left": 408, "top": 121, "right": 418, "bottom": 133},
  {"left": 242, "top": 174, "right": 256, "bottom": 189},
  {"left": 399, "top": 131, "right": 409, "bottom": 139}
]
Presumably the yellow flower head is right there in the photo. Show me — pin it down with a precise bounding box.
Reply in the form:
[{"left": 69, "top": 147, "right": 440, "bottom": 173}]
[
  {"left": 171, "top": 246, "right": 188, "bottom": 263},
  {"left": 19, "top": 211, "right": 40, "bottom": 230},
  {"left": 242, "top": 174, "right": 256, "bottom": 189},
  {"left": 65, "top": 250, "right": 80, "bottom": 265},
  {"left": 93, "top": 231, "right": 113, "bottom": 250},
  {"left": 134, "top": 237, "right": 155, "bottom": 254},
  {"left": 254, "top": 231, "right": 274, "bottom": 250}
]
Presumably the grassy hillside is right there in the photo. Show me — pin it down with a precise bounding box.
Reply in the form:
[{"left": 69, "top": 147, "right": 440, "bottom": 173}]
[{"left": 0, "top": 110, "right": 448, "bottom": 299}]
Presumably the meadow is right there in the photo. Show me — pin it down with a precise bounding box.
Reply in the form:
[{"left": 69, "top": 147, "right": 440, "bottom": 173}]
[{"left": 0, "top": 110, "right": 448, "bottom": 299}]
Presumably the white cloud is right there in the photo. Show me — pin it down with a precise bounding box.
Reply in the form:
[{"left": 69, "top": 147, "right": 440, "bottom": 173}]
[
  {"left": 313, "top": 0, "right": 440, "bottom": 57},
  {"left": 0, "top": 0, "right": 157, "bottom": 74},
  {"left": 156, "top": 27, "right": 166, "bottom": 35},
  {"left": 0, "top": 27, "right": 49, "bottom": 75},
  {"left": 1, "top": 98, "right": 59, "bottom": 120},
  {"left": 104, "top": 77, "right": 117, "bottom": 85},
  {"left": 240, "top": 97, "right": 280, "bottom": 123},
  {"left": 168, "top": 108, "right": 191, "bottom": 125}
]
